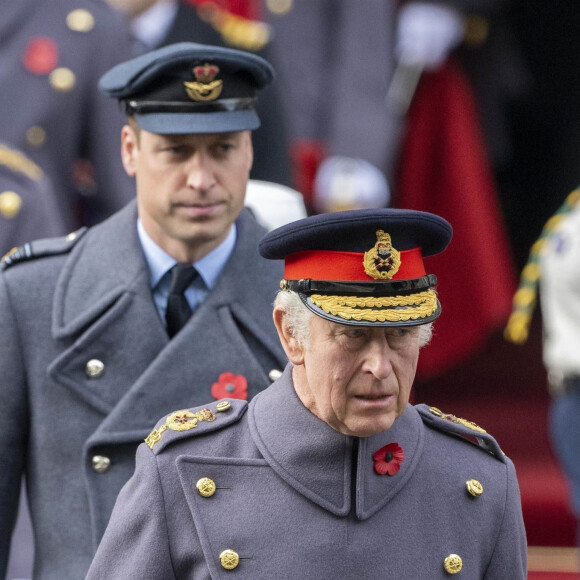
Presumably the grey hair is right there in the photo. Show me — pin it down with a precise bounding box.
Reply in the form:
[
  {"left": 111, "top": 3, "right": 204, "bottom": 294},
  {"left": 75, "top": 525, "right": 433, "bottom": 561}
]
[{"left": 274, "top": 290, "right": 433, "bottom": 348}]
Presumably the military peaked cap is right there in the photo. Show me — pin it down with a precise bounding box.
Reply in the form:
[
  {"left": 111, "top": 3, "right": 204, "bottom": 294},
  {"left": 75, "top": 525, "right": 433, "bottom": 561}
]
[
  {"left": 259, "top": 208, "right": 452, "bottom": 326},
  {"left": 99, "top": 42, "right": 274, "bottom": 134}
]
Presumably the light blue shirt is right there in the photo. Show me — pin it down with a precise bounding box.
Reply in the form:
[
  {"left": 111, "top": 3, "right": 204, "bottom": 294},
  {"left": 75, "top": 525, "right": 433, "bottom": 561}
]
[{"left": 137, "top": 220, "right": 237, "bottom": 322}]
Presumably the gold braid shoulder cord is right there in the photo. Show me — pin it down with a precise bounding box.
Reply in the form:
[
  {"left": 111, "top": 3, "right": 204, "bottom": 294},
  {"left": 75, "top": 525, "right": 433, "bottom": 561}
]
[{"left": 504, "top": 188, "right": 580, "bottom": 344}]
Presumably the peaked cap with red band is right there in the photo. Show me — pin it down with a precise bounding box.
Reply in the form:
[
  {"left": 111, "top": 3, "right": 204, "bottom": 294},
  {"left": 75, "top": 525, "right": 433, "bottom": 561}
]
[{"left": 259, "top": 208, "right": 452, "bottom": 327}]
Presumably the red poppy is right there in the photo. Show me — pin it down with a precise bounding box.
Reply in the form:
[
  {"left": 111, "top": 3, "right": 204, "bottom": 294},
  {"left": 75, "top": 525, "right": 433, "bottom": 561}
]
[
  {"left": 373, "top": 443, "right": 405, "bottom": 476},
  {"left": 23, "top": 37, "right": 58, "bottom": 75},
  {"left": 211, "top": 372, "right": 248, "bottom": 401}
]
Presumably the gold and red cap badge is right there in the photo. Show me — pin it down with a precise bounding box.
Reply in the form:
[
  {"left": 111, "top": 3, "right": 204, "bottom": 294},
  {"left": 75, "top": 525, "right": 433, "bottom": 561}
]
[
  {"left": 99, "top": 42, "right": 274, "bottom": 135},
  {"left": 259, "top": 208, "right": 452, "bottom": 326}
]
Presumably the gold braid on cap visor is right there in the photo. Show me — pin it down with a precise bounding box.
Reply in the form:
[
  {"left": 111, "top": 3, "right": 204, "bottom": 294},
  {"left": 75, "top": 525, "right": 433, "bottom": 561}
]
[{"left": 309, "top": 289, "right": 438, "bottom": 323}]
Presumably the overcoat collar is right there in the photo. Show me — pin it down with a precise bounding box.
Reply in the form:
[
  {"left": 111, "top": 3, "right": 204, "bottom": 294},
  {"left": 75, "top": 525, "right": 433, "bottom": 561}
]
[
  {"left": 248, "top": 365, "right": 425, "bottom": 520},
  {"left": 52, "top": 201, "right": 271, "bottom": 338}
]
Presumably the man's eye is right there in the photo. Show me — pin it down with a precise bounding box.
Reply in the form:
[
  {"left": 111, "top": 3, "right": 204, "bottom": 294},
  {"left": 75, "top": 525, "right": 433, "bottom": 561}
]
[{"left": 345, "top": 329, "right": 365, "bottom": 339}]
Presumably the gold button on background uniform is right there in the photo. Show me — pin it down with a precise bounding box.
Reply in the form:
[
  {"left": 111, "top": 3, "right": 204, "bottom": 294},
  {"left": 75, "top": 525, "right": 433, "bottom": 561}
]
[
  {"left": 268, "top": 369, "right": 282, "bottom": 381},
  {"left": 92, "top": 455, "right": 111, "bottom": 473},
  {"left": 49, "top": 68, "right": 76, "bottom": 92},
  {"left": 444, "top": 554, "right": 463, "bottom": 574},
  {"left": 466, "top": 479, "right": 483, "bottom": 497},
  {"left": 219, "top": 549, "right": 240, "bottom": 570},
  {"left": 216, "top": 401, "right": 231, "bottom": 412},
  {"left": 0, "top": 191, "right": 22, "bottom": 218},
  {"left": 85, "top": 359, "right": 105, "bottom": 378},
  {"left": 196, "top": 477, "right": 217, "bottom": 498},
  {"left": 66, "top": 9, "right": 95, "bottom": 32},
  {"left": 26, "top": 126, "right": 46, "bottom": 147}
]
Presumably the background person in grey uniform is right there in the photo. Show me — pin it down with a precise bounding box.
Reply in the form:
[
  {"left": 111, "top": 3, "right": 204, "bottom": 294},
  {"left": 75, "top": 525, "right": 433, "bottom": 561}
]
[
  {"left": 0, "top": 43, "right": 287, "bottom": 579},
  {"left": 87, "top": 208, "right": 527, "bottom": 579}
]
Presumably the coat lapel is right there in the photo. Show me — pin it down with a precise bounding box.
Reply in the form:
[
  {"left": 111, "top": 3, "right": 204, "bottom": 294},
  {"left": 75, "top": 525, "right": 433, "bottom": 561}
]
[
  {"left": 249, "top": 366, "right": 425, "bottom": 519},
  {"left": 86, "top": 209, "right": 286, "bottom": 443},
  {"left": 48, "top": 202, "right": 169, "bottom": 414}
]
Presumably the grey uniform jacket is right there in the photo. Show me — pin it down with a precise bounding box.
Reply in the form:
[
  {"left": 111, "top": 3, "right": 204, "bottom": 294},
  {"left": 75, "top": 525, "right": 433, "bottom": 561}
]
[
  {"left": 87, "top": 365, "right": 527, "bottom": 579},
  {"left": 0, "top": 202, "right": 286, "bottom": 579}
]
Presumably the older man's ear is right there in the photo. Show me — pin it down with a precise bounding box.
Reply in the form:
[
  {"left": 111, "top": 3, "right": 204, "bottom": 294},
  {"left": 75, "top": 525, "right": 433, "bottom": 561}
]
[{"left": 273, "top": 306, "right": 305, "bottom": 365}]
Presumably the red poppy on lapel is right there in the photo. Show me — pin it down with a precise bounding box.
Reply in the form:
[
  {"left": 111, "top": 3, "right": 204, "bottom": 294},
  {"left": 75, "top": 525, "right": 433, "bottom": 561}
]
[
  {"left": 373, "top": 443, "right": 405, "bottom": 476},
  {"left": 211, "top": 372, "right": 248, "bottom": 401}
]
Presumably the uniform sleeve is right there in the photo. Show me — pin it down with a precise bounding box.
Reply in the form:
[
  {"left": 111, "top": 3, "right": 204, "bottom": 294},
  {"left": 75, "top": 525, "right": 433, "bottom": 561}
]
[
  {"left": 0, "top": 274, "right": 28, "bottom": 577},
  {"left": 484, "top": 457, "right": 527, "bottom": 579},
  {"left": 85, "top": 444, "right": 176, "bottom": 580}
]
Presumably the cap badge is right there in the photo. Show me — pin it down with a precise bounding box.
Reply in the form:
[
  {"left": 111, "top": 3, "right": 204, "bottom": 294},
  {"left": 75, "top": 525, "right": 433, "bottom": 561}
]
[
  {"left": 363, "top": 230, "right": 401, "bottom": 280},
  {"left": 184, "top": 63, "right": 223, "bottom": 102}
]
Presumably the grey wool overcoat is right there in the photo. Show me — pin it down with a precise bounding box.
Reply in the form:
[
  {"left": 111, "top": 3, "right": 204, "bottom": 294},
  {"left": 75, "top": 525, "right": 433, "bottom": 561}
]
[
  {"left": 0, "top": 201, "right": 286, "bottom": 579},
  {"left": 87, "top": 364, "right": 527, "bottom": 580}
]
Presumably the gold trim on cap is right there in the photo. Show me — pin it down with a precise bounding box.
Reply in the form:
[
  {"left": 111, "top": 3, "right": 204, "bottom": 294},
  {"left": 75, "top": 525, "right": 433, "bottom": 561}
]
[{"left": 310, "top": 290, "right": 438, "bottom": 323}]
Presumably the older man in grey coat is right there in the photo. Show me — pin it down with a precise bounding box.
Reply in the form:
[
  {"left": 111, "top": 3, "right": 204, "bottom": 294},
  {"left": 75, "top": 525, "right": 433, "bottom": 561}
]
[
  {"left": 0, "top": 43, "right": 287, "bottom": 579},
  {"left": 87, "top": 208, "right": 527, "bottom": 579}
]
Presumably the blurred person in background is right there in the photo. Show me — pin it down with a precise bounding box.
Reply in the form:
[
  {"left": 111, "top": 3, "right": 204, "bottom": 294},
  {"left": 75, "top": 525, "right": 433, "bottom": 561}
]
[
  {"left": 0, "top": 143, "right": 64, "bottom": 254},
  {"left": 505, "top": 188, "right": 580, "bottom": 547},
  {"left": 0, "top": 0, "right": 136, "bottom": 230}
]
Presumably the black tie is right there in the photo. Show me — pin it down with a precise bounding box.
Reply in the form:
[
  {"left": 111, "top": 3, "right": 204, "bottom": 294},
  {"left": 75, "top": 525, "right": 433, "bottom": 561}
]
[{"left": 165, "top": 263, "right": 198, "bottom": 338}]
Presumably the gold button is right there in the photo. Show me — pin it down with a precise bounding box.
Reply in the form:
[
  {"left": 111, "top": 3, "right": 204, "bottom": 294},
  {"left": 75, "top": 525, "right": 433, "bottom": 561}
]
[
  {"left": 66, "top": 231, "right": 77, "bottom": 242},
  {"left": 26, "top": 126, "right": 46, "bottom": 147},
  {"left": 268, "top": 369, "right": 282, "bottom": 382},
  {"left": 49, "top": 68, "right": 76, "bottom": 92},
  {"left": 444, "top": 554, "right": 463, "bottom": 574},
  {"left": 196, "top": 477, "right": 217, "bottom": 498},
  {"left": 92, "top": 455, "right": 111, "bottom": 473},
  {"left": 219, "top": 549, "right": 240, "bottom": 570},
  {"left": 66, "top": 9, "right": 95, "bottom": 32},
  {"left": 0, "top": 191, "right": 22, "bottom": 218},
  {"left": 429, "top": 406, "right": 443, "bottom": 417},
  {"left": 85, "top": 359, "right": 105, "bottom": 378},
  {"left": 216, "top": 401, "right": 231, "bottom": 412},
  {"left": 466, "top": 479, "right": 483, "bottom": 498}
]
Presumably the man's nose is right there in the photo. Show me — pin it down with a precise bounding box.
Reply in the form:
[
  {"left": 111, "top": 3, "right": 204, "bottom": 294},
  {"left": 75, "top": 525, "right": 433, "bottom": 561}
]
[
  {"left": 186, "top": 152, "right": 216, "bottom": 191},
  {"left": 364, "top": 337, "right": 394, "bottom": 379}
]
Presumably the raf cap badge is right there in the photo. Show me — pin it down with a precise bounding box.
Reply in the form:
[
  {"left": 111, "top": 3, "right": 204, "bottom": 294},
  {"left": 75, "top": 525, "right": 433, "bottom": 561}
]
[{"left": 184, "top": 63, "right": 223, "bottom": 101}]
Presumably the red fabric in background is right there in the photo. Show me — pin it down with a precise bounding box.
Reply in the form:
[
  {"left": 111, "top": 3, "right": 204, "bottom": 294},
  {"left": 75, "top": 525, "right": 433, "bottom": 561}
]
[
  {"left": 185, "top": 0, "right": 261, "bottom": 20},
  {"left": 395, "top": 59, "right": 517, "bottom": 379}
]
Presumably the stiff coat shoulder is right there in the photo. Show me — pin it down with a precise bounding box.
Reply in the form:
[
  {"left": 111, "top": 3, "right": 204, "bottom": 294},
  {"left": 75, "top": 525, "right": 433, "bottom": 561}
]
[
  {"left": 1, "top": 228, "right": 87, "bottom": 269},
  {"left": 145, "top": 399, "right": 248, "bottom": 455},
  {"left": 416, "top": 403, "right": 506, "bottom": 462}
]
